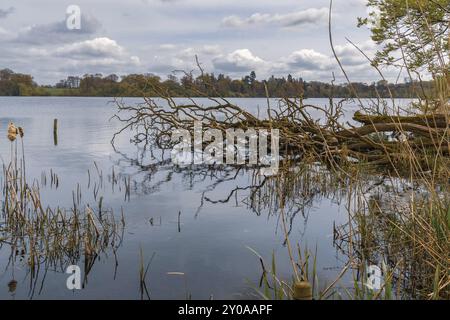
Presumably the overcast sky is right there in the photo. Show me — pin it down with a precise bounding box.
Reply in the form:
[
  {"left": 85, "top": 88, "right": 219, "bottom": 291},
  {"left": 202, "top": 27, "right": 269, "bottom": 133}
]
[{"left": 0, "top": 0, "right": 401, "bottom": 85}]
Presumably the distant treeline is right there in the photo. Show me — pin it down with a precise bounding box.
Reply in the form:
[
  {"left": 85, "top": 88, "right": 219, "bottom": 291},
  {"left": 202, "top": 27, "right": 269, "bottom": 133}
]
[{"left": 0, "top": 68, "right": 436, "bottom": 98}]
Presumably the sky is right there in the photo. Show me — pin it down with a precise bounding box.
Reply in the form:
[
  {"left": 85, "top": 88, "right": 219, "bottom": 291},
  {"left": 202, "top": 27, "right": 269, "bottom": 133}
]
[{"left": 0, "top": 0, "right": 402, "bottom": 85}]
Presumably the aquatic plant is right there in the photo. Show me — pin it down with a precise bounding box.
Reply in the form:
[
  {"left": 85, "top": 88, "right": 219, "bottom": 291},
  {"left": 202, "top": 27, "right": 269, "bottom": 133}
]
[{"left": 0, "top": 128, "right": 125, "bottom": 296}]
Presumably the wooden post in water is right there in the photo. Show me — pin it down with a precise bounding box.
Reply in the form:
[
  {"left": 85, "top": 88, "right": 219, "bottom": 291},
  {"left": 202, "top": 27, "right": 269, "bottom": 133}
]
[{"left": 53, "top": 119, "right": 58, "bottom": 146}]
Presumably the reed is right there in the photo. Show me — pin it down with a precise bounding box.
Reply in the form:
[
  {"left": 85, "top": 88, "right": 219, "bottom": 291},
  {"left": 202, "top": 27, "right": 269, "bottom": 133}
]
[
  {"left": 0, "top": 129, "right": 125, "bottom": 296},
  {"left": 139, "top": 248, "right": 154, "bottom": 300}
]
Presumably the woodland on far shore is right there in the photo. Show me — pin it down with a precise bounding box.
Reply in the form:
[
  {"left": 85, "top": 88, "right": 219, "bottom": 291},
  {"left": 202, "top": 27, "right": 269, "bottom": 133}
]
[{"left": 0, "top": 67, "right": 436, "bottom": 98}]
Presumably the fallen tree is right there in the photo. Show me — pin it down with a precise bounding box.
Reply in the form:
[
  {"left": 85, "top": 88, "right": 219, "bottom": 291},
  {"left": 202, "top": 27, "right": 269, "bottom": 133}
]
[{"left": 113, "top": 95, "right": 450, "bottom": 178}]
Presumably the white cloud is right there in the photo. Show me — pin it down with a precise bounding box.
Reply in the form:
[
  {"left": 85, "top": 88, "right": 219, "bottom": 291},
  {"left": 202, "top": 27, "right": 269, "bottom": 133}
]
[
  {"left": 200, "top": 45, "right": 221, "bottom": 56},
  {"left": 150, "top": 44, "right": 222, "bottom": 74},
  {"left": 0, "top": 0, "right": 383, "bottom": 84},
  {"left": 222, "top": 8, "right": 328, "bottom": 28},
  {"left": 150, "top": 42, "right": 378, "bottom": 82},
  {"left": 55, "top": 37, "right": 127, "bottom": 58},
  {"left": 277, "top": 40, "right": 377, "bottom": 74},
  {"left": 0, "top": 26, "right": 13, "bottom": 40},
  {"left": 158, "top": 43, "right": 177, "bottom": 50},
  {"left": 283, "top": 49, "right": 334, "bottom": 71},
  {"left": 155, "top": 44, "right": 221, "bottom": 63},
  {"left": 176, "top": 45, "right": 222, "bottom": 59},
  {"left": 334, "top": 41, "right": 376, "bottom": 66},
  {"left": 213, "top": 49, "right": 266, "bottom": 72},
  {"left": 53, "top": 37, "right": 140, "bottom": 72}
]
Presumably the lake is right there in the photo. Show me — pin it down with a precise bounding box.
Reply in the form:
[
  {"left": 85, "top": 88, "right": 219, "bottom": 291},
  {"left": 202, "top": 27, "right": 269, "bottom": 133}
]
[{"left": 0, "top": 96, "right": 406, "bottom": 299}]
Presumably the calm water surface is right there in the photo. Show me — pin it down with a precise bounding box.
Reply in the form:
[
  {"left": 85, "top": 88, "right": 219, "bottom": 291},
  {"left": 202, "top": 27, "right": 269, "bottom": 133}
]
[{"left": 0, "top": 96, "right": 387, "bottom": 299}]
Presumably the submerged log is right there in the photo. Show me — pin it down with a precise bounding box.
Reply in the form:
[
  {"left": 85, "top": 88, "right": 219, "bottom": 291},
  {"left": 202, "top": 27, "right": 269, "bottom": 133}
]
[
  {"left": 353, "top": 111, "right": 450, "bottom": 128},
  {"left": 337, "top": 122, "right": 447, "bottom": 140}
]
